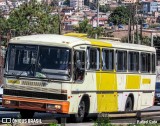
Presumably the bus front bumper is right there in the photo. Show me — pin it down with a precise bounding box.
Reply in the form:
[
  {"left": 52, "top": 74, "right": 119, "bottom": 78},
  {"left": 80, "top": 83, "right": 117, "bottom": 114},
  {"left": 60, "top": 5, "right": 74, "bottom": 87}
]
[{"left": 2, "top": 95, "right": 69, "bottom": 114}]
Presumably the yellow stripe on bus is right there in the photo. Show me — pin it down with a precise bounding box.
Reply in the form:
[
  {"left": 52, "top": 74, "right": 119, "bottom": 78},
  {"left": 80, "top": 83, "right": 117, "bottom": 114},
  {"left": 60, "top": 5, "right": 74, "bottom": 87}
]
[
  {"left": 64, "top": 33, "right": 112, "bottom": 47},
  {"left": 142, "top": 78, "right": 151, "bottom": 84},
  {"left": 126, "top": 75, "right": 141, "bottom": 89},
  {"left": 90, "top": 40, "right": 112, "bottom": 47},
  {"left": 96, "top": 73, "right": 118, "bottom": 112},
  {"left": 7, "top": 79, "right": 20, "bottom": 84},
  {"left": 64, "top": 33, "right": 87, "bottom": 38}
]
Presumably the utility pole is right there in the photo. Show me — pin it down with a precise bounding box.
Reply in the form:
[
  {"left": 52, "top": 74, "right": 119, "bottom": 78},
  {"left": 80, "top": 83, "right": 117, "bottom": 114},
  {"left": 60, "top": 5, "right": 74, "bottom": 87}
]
[
  {"left": 132, "top": 4, "right": 135, "bottom": 44},
  {"left": 57, "top": 4, "right": 62, "bottom": 35},
  {"left": 128, "top": 18, "right": 131, "bottom": 43},
  {"left": 95, "top": 0, "right": 99, "bottom": 39},
  {"left": 135, "top": 3, "right": 139, "bottom": 44},
  {"left": 140, "top": 3, "right": 143, "bottom": 45},
  {"left": 78, "top": 0, "right": 79, "bottom": 11},
  {"left": 128, "top": 4, "right": 132, "bottom": 43},
  {"left": 151, "top": 32, "right": 154, "bottom": 47},
  {"left": 97, "top": 0, "right": 99, "bottom": 27}
]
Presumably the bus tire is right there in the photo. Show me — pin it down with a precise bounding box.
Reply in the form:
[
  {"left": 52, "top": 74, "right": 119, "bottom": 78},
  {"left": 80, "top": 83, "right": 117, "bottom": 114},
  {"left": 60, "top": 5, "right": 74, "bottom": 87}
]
[
  {"left": 71, "top": 99, "right": 87, "bottom": 123},
  {"left": 20, "top": 109, "right": 35, "bottom": 119},
  {"left": 125, "top": 97, "right": 133, "bottom": 111},
  {"left": 154, "top": 102, "right": 158, "bottom": 105}
]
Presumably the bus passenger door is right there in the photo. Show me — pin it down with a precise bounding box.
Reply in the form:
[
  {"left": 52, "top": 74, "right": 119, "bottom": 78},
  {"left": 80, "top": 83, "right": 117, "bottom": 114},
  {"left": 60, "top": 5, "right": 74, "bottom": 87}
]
[{"left": 73, "top": 50, "right": 85, "bottom": 81}]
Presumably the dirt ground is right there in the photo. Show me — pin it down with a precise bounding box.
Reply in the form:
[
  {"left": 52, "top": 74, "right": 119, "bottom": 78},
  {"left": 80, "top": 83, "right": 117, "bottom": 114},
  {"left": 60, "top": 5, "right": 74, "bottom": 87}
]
[{"left": 112, "top": 30, "right": 152, "bottom": 39}]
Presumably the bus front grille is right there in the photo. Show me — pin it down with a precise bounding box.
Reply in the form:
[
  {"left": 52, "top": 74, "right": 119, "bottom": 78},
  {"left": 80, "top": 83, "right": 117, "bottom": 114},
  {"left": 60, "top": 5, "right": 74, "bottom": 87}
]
[{"left": 3, "top": 89, "right": 67, "bottom": 100}]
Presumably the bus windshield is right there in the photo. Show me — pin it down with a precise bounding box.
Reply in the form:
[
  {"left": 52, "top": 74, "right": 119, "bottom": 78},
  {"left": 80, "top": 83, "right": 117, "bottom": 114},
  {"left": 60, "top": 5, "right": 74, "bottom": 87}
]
[{"left": 6, "top": 44, "right": 71, "bottom": 80}]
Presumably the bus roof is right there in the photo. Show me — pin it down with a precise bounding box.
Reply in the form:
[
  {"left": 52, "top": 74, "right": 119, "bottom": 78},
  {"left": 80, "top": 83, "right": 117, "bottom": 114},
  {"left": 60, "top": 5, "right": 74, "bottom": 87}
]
[
  {"left": 10, "top": 34, "right": 89, "bottom": 47},
  {"left": 9, "top": 34, "right": 156, "bottom": 52}
]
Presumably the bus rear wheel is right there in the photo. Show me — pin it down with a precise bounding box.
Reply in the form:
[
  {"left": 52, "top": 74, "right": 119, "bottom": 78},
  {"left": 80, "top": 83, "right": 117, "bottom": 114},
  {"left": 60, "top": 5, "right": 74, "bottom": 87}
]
[
  {"left": 20, "top": 109, "right": 35, "bottom": 119},
  {"left": 125, "top": 97, "right": 133, "bottom": 111}
]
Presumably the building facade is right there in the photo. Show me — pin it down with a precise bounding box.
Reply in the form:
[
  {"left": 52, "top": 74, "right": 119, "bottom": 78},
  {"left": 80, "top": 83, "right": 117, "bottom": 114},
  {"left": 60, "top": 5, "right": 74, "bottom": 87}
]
[
  {"left": 70, "top": 0, "right": 84, "bottom": 10},
  {"left": 142, "top": 2, "right": 159, "bottom": 13}
]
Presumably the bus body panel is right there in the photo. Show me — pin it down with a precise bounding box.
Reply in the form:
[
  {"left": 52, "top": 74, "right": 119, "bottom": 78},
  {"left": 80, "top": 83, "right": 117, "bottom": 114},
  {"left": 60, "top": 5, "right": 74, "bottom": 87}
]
[{"left": 2, "top": 34, "right": 156, "bottom": 116}]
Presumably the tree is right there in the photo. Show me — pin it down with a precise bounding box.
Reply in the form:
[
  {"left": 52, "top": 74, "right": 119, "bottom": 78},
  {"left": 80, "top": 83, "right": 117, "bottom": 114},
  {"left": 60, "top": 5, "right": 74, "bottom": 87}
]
[
  {"left": 77, "top": 19, "right": 89, "bottom": 33},
  {"left": 50, "top": 0, "right": 59, "bottom": 7},
  {"left": 108, "top": 6, "right": 130, "bottom": 25},
  {"left": 0, "top": 10, "right": 7, "bottom": 35},
  {"left": 75, "top": 19, "right": 103, "bottom": 38},
  {"left": 0, "top": 10, "right": 8, "bottom": 46},
  {"left": 121, "top": 34, "right": 151, "bottom": 46},
  {"left": 99, "top": 5, "right": 110, "bottom": 13},
  {"left": 153, "top": 36, "right": 160, "bottom": 47},
  {"left": 87, "top": 26, "right": 104, "bottom": 38},
  {"left": 6, "top": 0, "right": 59, "bottom": 36}
]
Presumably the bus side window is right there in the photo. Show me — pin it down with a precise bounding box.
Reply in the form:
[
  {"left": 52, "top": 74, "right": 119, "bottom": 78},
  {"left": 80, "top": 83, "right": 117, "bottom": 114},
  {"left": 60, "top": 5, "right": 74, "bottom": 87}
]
[
  {"left": 74, "top": 50, "right": 85, "bottom": 81},
  {"left": 117, "top": 50, "right": 127, "bottom": 72},
  {"left": 152, "top": 54, "right": 156, "bottom": 73},
  {"left": 87, "top": 47, "right": 100, "bottom": 70},
  {"left": 102, "top": 48, "right": 114, "bottom": 70},
  {"left": 140, "top": 53, "right": 150, "bottom": 73},
  {"left": 128, "top": 51, "right": 139, "bottom": 72}
]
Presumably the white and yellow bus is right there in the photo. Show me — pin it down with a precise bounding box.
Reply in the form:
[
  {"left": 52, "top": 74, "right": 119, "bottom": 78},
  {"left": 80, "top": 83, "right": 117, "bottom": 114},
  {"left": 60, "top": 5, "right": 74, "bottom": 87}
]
[{"left": 2, "top": 33, "right": 156, "bottom": 122}]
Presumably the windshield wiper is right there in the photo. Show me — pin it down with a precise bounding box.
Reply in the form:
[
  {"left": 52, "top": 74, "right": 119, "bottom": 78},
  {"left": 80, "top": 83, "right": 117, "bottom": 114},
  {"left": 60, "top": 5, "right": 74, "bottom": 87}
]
[{"left": 14, "top": 64, "right": 34, "bottom": 79}]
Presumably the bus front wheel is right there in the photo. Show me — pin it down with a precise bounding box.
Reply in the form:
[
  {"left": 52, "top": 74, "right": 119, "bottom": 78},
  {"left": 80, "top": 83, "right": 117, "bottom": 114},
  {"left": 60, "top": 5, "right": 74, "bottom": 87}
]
[
  {"left": 20, "top": 109, "right": 35, "bottom": 119},
  {"left": 125, "top": 97, "right": 133, "bottom": 111},
  {"left": 71, "top": 99, "right": 87, "bottom": 123}
]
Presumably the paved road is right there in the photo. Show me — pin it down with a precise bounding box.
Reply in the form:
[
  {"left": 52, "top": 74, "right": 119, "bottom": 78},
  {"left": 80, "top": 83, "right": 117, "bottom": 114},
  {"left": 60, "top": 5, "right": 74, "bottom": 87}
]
[{"left": 1, "top": 105, "right": 160, "bottom": 126}]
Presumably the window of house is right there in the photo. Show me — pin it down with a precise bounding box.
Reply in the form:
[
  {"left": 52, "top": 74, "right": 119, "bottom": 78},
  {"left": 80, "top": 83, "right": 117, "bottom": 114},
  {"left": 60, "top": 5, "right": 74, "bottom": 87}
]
[
  {"left": 102, "top": 49, "right": 114, "bottom": 70},
  {"left": 117, "top": 50, "right": 127, "bottom": 71},
  {"left": 128, "top": 51, "right": 139, "bottom": 72}
]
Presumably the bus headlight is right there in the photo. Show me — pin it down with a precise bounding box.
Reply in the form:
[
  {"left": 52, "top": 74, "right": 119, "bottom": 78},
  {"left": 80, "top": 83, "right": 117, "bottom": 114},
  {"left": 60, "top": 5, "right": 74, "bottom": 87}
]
[
  {"left": 55, "top": 105, "right": 61, "bottom": 109},
  {"left": 4, "top": 100, "right": 11, "bottom": 105},
  {"left": 4, "top": 100, "right": 17, "bottom": 106},
  {"left": 47, "top": 104, "right": 62, "bottom": 110}
]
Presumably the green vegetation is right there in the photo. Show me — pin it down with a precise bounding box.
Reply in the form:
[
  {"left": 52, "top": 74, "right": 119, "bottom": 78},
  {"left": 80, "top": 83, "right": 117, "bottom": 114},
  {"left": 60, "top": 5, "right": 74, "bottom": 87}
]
[
  {"left": 94, "top": 116, "right": 113, "bottom": 126},
  {"left": 153, "top": 36, "right": 160, "bottom": 47},
  {"left": 75, "top": 19, "right": 104, "bottom": 38},
  {"left": 121, "top": 34, "right": 151, "bottom": 46},
  {"left": 108, "top": 6, "right": 130, "bottom": 25},
  {"left": 0, "top": 10, "right": 7, "bottom": 34},
  {"left": 50, "top": 0, "right": 59, "bottom": 7},
  {"left": 0, "top": 0, "right": 59, "bottom": 38},
  {"left": 99, "top": 5, "right": 110, "bottom": 13},
  {"left": 7, "top": 0, "right": 59, "bottom": 36},
  {"left": 49, "top": 122, "right": 58, "bottom": 126},
  {"left": 94, "top": 116, "right": 160, "bottom": 126},
  {"left": 149, "top": 24, "right": 160, "bottom": 29}
]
